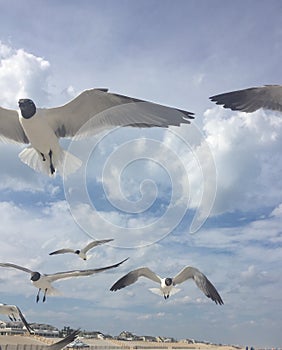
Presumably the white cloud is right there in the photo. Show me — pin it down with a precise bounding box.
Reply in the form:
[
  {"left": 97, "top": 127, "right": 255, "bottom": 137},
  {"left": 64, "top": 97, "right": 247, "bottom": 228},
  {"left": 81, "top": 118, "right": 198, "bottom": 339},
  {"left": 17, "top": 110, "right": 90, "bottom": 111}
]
[
  {"left": 0, "top": 41, "right": 50, "bottom": 108},
  {"left": 189, "top": 107, "right": 282, "bottom": 216}
]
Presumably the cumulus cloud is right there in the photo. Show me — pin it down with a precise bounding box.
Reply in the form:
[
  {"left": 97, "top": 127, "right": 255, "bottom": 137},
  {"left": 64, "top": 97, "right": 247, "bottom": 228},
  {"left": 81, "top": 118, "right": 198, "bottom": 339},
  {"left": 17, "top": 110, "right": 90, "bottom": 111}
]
[
  {"left": 0, "top": 41, "right": 50, "bottom": 108},
  {"left": 202, "top": 107, "right": 282, "bottom": 214}
]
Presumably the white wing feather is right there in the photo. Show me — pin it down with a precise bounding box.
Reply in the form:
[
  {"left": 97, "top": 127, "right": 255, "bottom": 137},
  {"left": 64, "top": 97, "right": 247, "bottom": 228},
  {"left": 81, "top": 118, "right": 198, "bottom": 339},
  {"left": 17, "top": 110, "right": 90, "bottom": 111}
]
[{"left": 0, "top": 107, "right": 28, "bottom": 144}]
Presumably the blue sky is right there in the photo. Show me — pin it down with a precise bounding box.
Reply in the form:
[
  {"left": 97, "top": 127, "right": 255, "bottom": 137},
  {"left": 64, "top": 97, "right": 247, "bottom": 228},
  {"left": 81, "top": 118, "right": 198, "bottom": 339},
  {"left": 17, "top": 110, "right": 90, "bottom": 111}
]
[{"left": 0, "top": 0, "right": 282, "bottom": 347}]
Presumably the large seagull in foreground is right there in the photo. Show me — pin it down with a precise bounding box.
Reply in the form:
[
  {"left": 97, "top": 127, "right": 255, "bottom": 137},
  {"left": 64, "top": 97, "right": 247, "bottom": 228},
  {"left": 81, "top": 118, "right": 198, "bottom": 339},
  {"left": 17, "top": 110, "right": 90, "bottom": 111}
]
[
  {"left": 110, "top": 265, "right": 223, "bottom": 305},
  {"left": 210, "top": 85, "right": 282, "bottom": 113},
  {"left": 0, "top": 88, "right": 194, "bottom": 176},
  {"left": 0, "top": 258, "right": 128, "bottom": 302}
]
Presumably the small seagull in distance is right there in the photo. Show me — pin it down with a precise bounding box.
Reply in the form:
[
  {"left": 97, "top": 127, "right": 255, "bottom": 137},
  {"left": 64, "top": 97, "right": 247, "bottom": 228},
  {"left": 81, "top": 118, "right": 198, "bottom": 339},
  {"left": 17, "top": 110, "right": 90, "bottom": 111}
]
[
  {"left": 0, "top": 89, "right": 194, "bottom": 176},
  {"left": 49, "top": 238, "right": 114, "bottom": 260},
  {"left": 210, "top": 85, "right": 282, "bottom": 113},
  {"left": 0, "top": 258, "right": 128, "bottom": 303},
  {"left": 0, "top": 303, "right": 34, "bottom": 334},
  {"left": 110, "top": 265, "right": 223, "bottom": 305}
]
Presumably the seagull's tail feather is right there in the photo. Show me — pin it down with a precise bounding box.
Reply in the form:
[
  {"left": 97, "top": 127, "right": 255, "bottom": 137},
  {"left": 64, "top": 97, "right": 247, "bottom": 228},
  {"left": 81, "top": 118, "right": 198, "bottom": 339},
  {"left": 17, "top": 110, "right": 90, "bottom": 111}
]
[
  {"left": 149, "top": 287, "right": 181, "bottom": 297},
  {"left": 169, "top": 287, "right": 181, "bottom": 296},
  {"left": 149, "top": 288, "right": 163, "bottom": 296},
  {"left": 19, "top": 147, "right": 52, "bottom": 176},
  {"left": 47, "top": 286, "right": 62, "bottom": 296},
  {"left": 18, "top": 147, "right": 82, "bottom": 177},
  {"left": 57, "top": 149, "right": 82, "bottom": 177}
]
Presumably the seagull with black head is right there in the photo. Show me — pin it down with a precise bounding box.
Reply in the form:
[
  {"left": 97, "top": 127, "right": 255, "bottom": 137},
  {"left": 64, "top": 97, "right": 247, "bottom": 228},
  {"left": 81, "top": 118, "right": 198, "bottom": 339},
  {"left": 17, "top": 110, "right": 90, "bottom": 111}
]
[
  {"left": 0, "top": 89, "right": 194, "bottom": 176},
  {"left": 0, "top": 258, "right": 128, "bottom": 303},
  {"left": 110, "top": 265, "right": 223, "bottom": 305}
]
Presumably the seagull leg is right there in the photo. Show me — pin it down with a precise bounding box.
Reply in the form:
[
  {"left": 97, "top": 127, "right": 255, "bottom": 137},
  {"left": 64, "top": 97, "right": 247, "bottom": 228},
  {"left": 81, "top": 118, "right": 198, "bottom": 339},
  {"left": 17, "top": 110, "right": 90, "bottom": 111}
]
[
  {"left": 48, "top": 150, "right": 55, "bottom": 175},
  {"left": 40, "top": 153, "right": 46, "bottom": 161},
  {"left": 43, "top": 288, "right": 48, "bottom": 302},
  {"left": 36, "top": 289, "right": 41, "bottom": 303}
]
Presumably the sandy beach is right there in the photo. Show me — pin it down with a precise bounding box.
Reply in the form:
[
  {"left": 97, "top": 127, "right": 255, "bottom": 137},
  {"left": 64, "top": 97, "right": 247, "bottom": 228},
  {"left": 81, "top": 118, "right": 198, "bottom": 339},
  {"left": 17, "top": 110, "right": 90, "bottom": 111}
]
[{"left": 0, "top": 335, "right": 243, "bottom": 350}]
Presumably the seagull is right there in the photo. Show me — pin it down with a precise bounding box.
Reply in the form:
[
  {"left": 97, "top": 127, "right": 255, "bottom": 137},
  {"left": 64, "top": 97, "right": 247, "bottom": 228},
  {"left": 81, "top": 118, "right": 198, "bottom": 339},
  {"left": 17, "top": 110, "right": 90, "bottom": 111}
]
[
  {"left": 110, "top": 266, "right": 223, "bottom": 305},
  {"left": 0, "top": 89, "right": 194, "bottom": 176},
  {"left": 0, "top": 258, "right": 128, "bottom": 303},
  {"left": 48, "top": 329, "right": 80, "bottom": 350},
  {"left": 0, "top": 303, "right": 34, "bottom": 334},
  {"left": 49, "top": 238, "right": 114, "bottom": 260},
  {"left": 210, "top": 85, "right": 282, "bottom": 113}
]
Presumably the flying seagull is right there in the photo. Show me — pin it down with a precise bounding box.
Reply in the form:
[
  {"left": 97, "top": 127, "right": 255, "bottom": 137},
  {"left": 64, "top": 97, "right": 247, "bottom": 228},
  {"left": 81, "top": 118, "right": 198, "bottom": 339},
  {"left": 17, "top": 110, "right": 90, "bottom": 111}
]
[
  {"left": 110, "top": 266, "right": 223, "bottom": 305},
  {"left": 210, "top": 85, "right": 282, "bottom": 113},
  {"left": 0, "top": 303, "right": 34, "bottom": 334},
  {"left": 49, "top": 238, "right": 114, "bottom": 260},
  {"left": 48, "top": 329, "right": 81, "bottom": 350},
  {"left": 0, "top": 89, "right": 194, "bottom": 176},
  {"left": 0, "top": 258, "right": 128, "bottom": 303}
]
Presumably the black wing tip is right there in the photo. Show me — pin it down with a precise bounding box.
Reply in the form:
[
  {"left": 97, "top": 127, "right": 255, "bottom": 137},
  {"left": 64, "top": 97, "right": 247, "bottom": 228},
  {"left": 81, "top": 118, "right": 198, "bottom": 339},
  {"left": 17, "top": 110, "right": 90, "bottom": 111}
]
[
  {"left": 110, "top": 283, "right": 125, "bottom": 292},
  {"left": 210, "top": 295, "right": 224, "bottom": 305},
  {"left": 214, "top": 296, "right": 224, "bottom": 305},
  {"left": 209, "top": 95, "right": 239, "bottom": 111},
  {"left": 209, "top": 95, "right": 225, "bottom": 104},
  {"left": 179, "top": 110, "right": 195, "bottom": 119},
  {"left": 119, "top": 257, "right": 130, "bottom": 265},
  {"left": 209, "top": 95, "right": 217, "bottom": 102}
]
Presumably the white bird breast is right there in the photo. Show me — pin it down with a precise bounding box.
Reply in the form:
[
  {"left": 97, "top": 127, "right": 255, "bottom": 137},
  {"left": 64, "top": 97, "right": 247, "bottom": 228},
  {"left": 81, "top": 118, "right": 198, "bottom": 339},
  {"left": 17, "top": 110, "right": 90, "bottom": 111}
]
[{"left": 19, "top": 111, "right": 61, "bottom": 154}]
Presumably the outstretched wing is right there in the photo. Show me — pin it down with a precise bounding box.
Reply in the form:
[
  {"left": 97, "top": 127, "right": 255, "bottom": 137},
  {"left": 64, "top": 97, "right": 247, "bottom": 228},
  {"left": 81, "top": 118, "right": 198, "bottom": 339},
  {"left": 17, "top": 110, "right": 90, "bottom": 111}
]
[
  {"left": 43, "top": 89, "right": 194, "bottom": 139},
  {"left": 82, "top": 238, "right": 114, "bottom": 253},
  {"left": 210, "top": 85, "right": 282, "bottom": 113},
  {"left": 0, "top": 262, "right": 33, "bottom": 274},
  {"left": 48, "top": 329, "right": 80, "bottom": 350},
  {"left": 46, "top": 258, "right": 129, "bottom": 282},
  {"left": 0, "top": 106, "right": 29, "bottom": 144},
  {"left": 173, "top": 266, "right": 223, "bottom": 305},
  {"left": 110, "top": 267, "right": 161, "bottom": 291},
  {"left": 16, "top": 306, "right": 34, "bottom": 334},
  {"left": 49, "top": 248, "right": 75, "bottom": 256}
]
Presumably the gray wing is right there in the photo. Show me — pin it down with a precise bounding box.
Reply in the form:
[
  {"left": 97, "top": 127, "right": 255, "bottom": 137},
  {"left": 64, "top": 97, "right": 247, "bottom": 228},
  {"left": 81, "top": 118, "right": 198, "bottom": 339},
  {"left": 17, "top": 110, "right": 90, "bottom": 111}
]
[
  {"left": 43, "top": 89, "right": 194, "bottom": 139},
  {"left": 110, "top": 267, "right": 161, "bottom": 291},
  {"left": 46, "top": 257, "right": 129, "bottom": 282},
  {"left": 49, "top": 248, "right": 75, "bottom": 256},
  {"left": 82, "top": 238, "right": 114, "bottom": 253},
  {"left": 173, "top": 266, "right": 223, "bottom": 305},
  {"left": 0, "top": 106, "right": 29, "bottom": 143},
  {"left": 210, "top": 85, "right": 282, "bottom": 113},
  {"left": 48, "top": 329, "right": 80, "bottom": 350},
  {"left": 16, "top": 306, "right": 34, "bottom": 334},
  {"left": 0, "top": 262, "right": 33, "bottom": 274}
]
